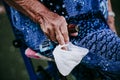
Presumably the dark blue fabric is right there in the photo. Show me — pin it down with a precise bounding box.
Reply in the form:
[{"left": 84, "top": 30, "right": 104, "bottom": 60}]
[
  {"left": 72, "top": 29, "right": 120, "bottom": 80},
  {"left": 8, "top": 0, "right": 120, "bottom": 80}
]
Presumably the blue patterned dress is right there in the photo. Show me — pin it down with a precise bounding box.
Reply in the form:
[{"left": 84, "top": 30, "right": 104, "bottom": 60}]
[{"left": 9, "top": 0, "right": 120, "bottom": 80}]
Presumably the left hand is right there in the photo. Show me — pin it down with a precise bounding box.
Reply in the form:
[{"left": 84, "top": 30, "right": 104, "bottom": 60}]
[{"left": 107, "top": 16, "right": 117, "bottom": 33}]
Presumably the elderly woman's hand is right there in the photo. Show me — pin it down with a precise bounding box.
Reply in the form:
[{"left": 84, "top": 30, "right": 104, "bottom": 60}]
[
  {"left": 4, "top": 0, "right": 74, "bottom": 45},
  {"left": 39, "top": 11, "right": 69, "bottom": 45}
]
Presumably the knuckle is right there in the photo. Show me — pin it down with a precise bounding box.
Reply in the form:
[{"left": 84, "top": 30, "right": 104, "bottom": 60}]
[
  {"left": 60, "top": 16, "right": 65, "bottom": 20},
  {"left": 56, "top": 35, "right": 60, "bottom": 40},
  {"left": 42, "top": 29, "right": 46, "bottom": 33},
  {"left": 65, "top": 38, "right": 69, "bottom": 43},
  {"left": 51, "top": 22, "right": 59, "bottom": 29},
  {"left": 61, "top": 30, "right": 68, "bottom": 35},
  {"left": 59, "top": 16, "right": 66, "bottom": 23},
  {"left": 56, "top": 35, "right": 62, "bottom": 41}
]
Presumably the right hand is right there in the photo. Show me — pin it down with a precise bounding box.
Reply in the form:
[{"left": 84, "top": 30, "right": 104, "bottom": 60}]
[{"left": 39, "top": 11, "right": 69, "bottom": 45}]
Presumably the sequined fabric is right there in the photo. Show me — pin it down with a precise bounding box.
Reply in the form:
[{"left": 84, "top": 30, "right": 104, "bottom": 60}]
[
  {"left": 9, "top": 0, "right": 120, "bottom": 79},
  {"left": 72, "top": 29, "right": 120, "bottom": 80},
  {"left": 68, "top": 11, "right": 109, "bottom": 41}
]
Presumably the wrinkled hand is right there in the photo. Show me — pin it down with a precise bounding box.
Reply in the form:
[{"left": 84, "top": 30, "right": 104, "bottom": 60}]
[
  {"left": 40, "top": 11, "right": 69, "bottom": 45},
  {"left": 107, "top": 16, "right": 116, "bottom": 33}
]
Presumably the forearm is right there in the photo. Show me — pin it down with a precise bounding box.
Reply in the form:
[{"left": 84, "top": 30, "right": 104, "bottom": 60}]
[
  {"left": 108, "top": 0, "right": 113, "bottom": 12},
  {"left": 4, "top": 0, "right": 57, "bottom": 23}
]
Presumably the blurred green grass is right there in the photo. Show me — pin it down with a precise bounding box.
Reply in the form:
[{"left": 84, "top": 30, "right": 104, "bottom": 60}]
[
  {"left": 0, "top": 13, "right": 48, "bottom": 80},
  {"left": 0, "top": 1, "right": 120, "bottom": 80},
  {"left": 0, "top": 13, "right": 29, "bottom": 80}
]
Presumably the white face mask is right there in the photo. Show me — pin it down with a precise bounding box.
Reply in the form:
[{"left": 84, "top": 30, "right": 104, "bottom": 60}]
[{"left": 53, "top": 42, "right": 89, "bottom": 76}]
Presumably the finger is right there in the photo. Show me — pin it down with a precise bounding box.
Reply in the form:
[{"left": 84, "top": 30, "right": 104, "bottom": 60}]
[
  {"left": 70, "top": 32, "right": 78, "bottom": 36},
  {"left": 48, "top": 27, "right": 57, "bottom": 41},
  {"left": 60, "top": 22, "right": 69, "bottom": 44},
  {"left": 55, "top": 28, "right": 65, "bottom": 45},
  {"left": 40, "top": 23, "right": 50, "bottom": 38},
  {"left": 60, "top": 27, "right": 69, "bottom": 44}
]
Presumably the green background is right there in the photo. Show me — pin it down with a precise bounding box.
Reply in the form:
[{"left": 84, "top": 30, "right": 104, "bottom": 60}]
[{"left": 0, "top": 1, "right": 120, "bottom": 80}]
